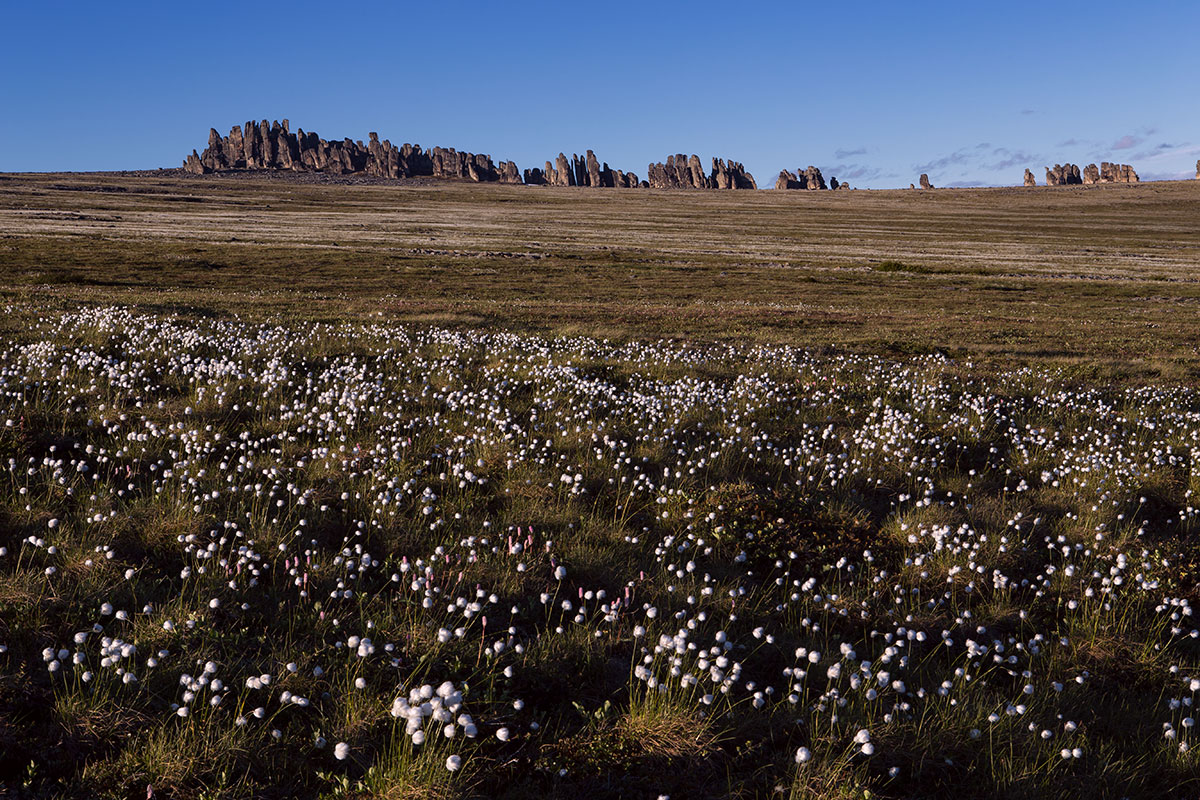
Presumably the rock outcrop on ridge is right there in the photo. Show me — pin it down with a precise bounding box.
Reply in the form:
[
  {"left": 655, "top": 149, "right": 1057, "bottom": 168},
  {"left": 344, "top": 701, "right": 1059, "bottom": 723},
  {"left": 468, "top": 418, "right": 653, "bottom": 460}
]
[
  {"left": 531, "top": 152, "right": 641, "bottom": 187},
  {"left": 534, "top": 154, "right": 575, "bottom": 186},
  {"left": 774, "top": 166, "right": 826, "bottom": 190},
  {"left": 801, "top": 166, "right": 827, "bottom": 190},
  {"left": 646, "top": 155, "right": 756, "bottom": 189},
  {"left": 1081, "top": 162, "right": 1138, "bottom": 184},
  {"left": 177, "top": 120, "right": 1177, "bottom": 191},
  {"left": 1196, "top": 160, "right": 1200, "bottom": 179},
  {"left": 712, "top": 158, "right": 756, "bottom": 189},
  {"left": 1104, "top": 162, "right": 1138, "bottom": 183},
  {"left": 1033, "top": 162, "right": 1138, "bottom": 187},
  {"left": 185, "top": 124, "right": 649, "bottom": 188},
  {"left": 1045, "top": 164, "right": 1083, "bottom": 186},
  {"left": 184, "top": 119, "right": 519, "bottom": 184}
]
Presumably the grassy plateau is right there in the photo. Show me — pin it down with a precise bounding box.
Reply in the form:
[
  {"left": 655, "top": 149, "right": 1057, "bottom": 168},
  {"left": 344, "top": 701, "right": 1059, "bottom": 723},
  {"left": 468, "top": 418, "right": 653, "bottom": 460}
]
[{"left": 1, "top": 172, "right": 1200, "bottom": 799}]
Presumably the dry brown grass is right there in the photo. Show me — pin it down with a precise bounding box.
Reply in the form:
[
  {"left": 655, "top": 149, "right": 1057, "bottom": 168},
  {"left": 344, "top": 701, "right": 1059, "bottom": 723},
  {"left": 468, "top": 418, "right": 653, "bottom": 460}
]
[
  {"left": 619, "top": 702, "right": 716, "bottom": 760},
  {"left": 2, "top": 171, "right": 1200, "bottom": 379}
]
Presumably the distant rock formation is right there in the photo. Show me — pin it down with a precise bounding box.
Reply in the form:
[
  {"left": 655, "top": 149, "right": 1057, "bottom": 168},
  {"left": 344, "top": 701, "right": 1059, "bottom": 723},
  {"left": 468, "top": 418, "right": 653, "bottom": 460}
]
[
  {"left": 1045, "top": 164, "right": 1082, "bottom": 186},
  {"left": 1106, "top": 162, "right": 1138, "bottom": 183},
  {"left": 646, "top": 155, "right": 756, "bottom": 189},
  {"left": 802, "top": 166, "right": 826, "bottom": 190},
  {"left": 1196, "top": 159, "right": 1200, "bottom": 179},
  {"left": 713, "top": 158, "right": 757, "bottom": 189},
  {"left": 531, "top": 151, "right": 639, "bottom": 187},
  {"left": 176, "top": 120, "right": 1174, "bottom": 191},
  {"left": 830, "top": 177, "right": 839, "bottom": 190},
  {"left": 648, "top": 154, "right": 705, "bottom": 189},
  {"left": 1082, "top": 162, "right": 1138, "bottom": 184},
  {"left": 497, "top": 160, "right": 522, "bottom": 185},
  {"left": 540, "top": 154, "right": 574, "bottom": 187},
  {"left": 775, "top": 166, "right": 826, "bottom": 190},
  {"left": 185, "top": 119, "right": 520, "bottom": 184}
]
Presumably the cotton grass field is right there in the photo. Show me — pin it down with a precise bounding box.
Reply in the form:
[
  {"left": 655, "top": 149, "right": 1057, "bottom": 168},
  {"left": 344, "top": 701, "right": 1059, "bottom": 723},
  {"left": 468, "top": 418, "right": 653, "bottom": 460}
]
[{"left": 2, "top": 174, "right": 1200, "bottom": 799}]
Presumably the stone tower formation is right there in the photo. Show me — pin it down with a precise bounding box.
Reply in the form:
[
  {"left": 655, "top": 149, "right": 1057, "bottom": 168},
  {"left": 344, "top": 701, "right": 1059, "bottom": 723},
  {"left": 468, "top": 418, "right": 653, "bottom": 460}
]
[
  {"left": 181, "top": 118, "right": 1168, "bottom": 190},
  {"left": 184, "top": 119, "right": 764, "bottom": 190},
  {"left": 1037, "top": 162, "right": 1139, "bottom": 186}
]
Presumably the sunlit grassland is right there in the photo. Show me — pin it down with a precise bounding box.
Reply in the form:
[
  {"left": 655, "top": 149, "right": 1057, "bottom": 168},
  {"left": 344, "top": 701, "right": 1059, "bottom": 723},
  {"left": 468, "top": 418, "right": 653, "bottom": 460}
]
[{"left": 2, "top": 172, "right": 1200, "bottom": 379}]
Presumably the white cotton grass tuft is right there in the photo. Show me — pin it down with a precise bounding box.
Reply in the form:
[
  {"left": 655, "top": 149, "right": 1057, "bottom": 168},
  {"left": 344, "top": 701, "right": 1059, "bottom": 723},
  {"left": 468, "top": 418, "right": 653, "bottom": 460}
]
[
  {"left": 446, "top": 754, "right": 462, "bottom": 771},
  {"left": 11, "top": 306, "right": 1200, "bottom": 793}
]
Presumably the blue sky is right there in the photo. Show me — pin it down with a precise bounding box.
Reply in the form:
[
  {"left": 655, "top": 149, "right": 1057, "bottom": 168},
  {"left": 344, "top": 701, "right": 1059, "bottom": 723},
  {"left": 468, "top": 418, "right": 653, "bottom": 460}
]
[{"left": 2, "top": 1, "right": 1197, "bottom": 187}]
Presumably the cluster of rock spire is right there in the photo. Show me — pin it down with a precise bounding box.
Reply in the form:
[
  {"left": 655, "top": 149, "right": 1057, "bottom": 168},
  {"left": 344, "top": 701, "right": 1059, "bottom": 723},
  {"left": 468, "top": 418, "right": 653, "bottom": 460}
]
[
  {"left": 184, "top": 120, "right": 1196, "bottom": 190},
  {"left": 774, "top": 166, "right": 852, "bottom": 190},
  {"left": 1027, "top": 162, "right": 1140, "bottom": 186},
  {"left": 181, "top": 119, "right": 863, "bottom": 191},
  {"left": 522, "top": 152, "right": 640, "bottom": 188},
  {"left": 184, "top": 120, "right": 522, "bottom": 183},
  {"left": 644, "top": 155, "right": 757, "bottom": 189},
  {"left": 184, "top": 120, "right": 763, "bottom": 190}
]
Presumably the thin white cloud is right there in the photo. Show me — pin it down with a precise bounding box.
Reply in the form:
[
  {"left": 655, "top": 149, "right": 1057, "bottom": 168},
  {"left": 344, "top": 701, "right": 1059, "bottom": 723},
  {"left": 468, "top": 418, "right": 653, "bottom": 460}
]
[
  {"left": 1126, "top": 142, "right": 1200, "bottom": 166},
  {"left": 818, "top": 163, "right": 888, "bottom": 182},
  {"left": 913, "top": 148, "right": 975, "bottom": 173},
  {"left": 915, "top": 143, "right": 1042, "bottom": 179},
  {"left": 1140, "top": 170, "right": 1197, "bottom": 181}
]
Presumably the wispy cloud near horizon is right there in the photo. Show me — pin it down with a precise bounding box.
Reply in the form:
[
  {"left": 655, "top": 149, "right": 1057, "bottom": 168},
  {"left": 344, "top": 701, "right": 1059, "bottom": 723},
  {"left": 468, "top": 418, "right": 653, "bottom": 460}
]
[
  {"left": 817, "top": 163, "right": 889, "bottom": 183},
  {"left": 983, "top": 147, "right": 1041, "bottom": 171},
  {"left": 913, "top": 147, "right": 976, "bottom": 174},
  {"left": 913, "top": 142, "right": 1040, "bottom": 179},
  {"left": 910, "top": 139, "right": 1120, "bottom": 185}
]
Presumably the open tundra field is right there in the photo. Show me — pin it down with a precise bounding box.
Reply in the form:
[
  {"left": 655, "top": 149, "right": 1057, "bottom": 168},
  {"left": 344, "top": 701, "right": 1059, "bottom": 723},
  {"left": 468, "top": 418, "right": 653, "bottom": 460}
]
[
  {"left": 3, "top": 172, "right": 1200, "bottom": 378},
  {"left": 2, "top": 175, "right": 1200, "bottom": 799}
]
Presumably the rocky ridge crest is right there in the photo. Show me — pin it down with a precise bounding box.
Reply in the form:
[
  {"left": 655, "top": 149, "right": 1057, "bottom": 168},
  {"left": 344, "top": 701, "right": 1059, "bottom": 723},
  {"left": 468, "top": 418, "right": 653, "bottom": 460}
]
[{"left": 645, "top": 155, "right": 757, "bottom": 189}]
